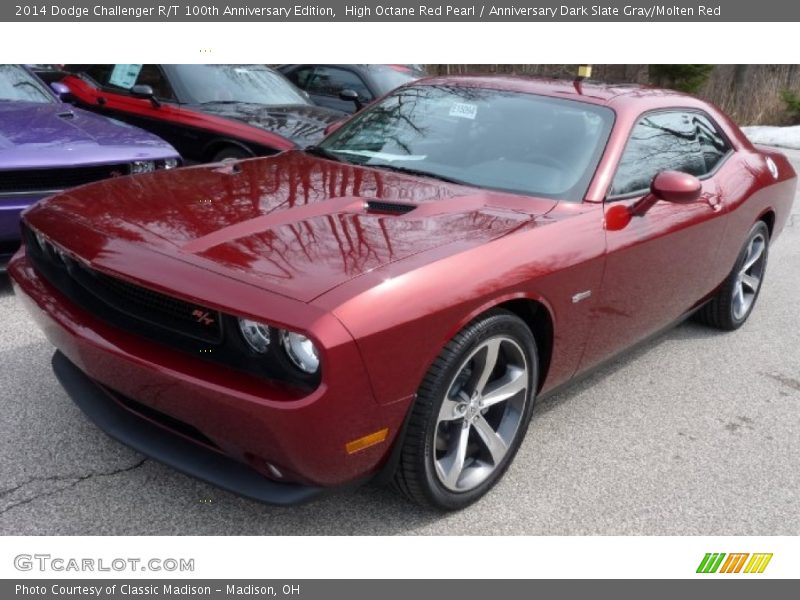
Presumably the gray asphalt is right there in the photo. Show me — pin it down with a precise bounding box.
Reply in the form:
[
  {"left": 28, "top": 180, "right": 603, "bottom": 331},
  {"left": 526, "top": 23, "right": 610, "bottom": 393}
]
[{"left": 1, "top": 150, "right": 799, "bottom": 536}]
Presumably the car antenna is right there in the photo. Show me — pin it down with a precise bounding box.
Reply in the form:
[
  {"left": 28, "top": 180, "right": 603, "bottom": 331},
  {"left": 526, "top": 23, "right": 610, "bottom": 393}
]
[{"left": 574, "top": 64, "right": 592, "bottom": 94}]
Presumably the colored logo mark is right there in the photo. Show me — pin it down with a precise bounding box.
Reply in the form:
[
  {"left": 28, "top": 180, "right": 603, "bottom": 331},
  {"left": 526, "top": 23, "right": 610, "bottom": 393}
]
[{"left": 696, "top": 553, "right": 773, "bottom": 574}]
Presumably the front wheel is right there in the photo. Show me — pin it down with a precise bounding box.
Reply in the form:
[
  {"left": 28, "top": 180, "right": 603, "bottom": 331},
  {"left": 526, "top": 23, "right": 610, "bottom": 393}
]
[
  {"left": 393, "top": 310, "right": 537, "bottom": 510},
  {"left": 695, "top": 221, "right": 770, "bottom": 330}
]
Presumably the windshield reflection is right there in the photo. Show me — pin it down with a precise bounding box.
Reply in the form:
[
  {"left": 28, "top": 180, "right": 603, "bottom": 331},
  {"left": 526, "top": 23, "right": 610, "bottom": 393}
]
[
  {"left": 0, "top": 65, "right": 54, "bottom": 104},
  {"left": 174, "top": 64, "right": 309, "bottom": 106},
  {"left": 319, "top": 84, "right": 614, "bottom": 200}
]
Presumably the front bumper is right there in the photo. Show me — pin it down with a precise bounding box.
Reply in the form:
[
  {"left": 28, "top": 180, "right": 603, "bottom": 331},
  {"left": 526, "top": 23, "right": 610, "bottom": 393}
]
[
  {"left": 10, "top": 251, "right": 409, "bottom": 496},
  {"left": 52, "top": 350, "right": 321, "bottom": 504}
]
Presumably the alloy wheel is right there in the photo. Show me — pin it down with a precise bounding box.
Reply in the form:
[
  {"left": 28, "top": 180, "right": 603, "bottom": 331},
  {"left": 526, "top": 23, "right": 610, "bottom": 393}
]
[
  {"left": 433, "top": 335, "right": 529, "bottom": 492},
  {"left": 732, "top": 232, "right": 767, "bottom": 321}
]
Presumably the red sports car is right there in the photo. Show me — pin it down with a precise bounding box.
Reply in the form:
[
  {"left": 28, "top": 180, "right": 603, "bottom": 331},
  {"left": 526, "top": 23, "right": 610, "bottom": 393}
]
[
  {"left": 10, "top": 76, "right": 796, "bottom": 510},
  {"left": 56, "top": 64, "right": 343, "bottom": 162}
]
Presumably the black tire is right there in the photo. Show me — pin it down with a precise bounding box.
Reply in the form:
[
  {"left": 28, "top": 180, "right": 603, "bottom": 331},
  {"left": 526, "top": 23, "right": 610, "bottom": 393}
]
[
  {"left": 695, "top": 220, "right": 770, "bottom": 331},
  {"left": 211, "top": 146, "right": 251, "bottom": 162},
  {"left": 393, "top": 309, "right": 538, "bottom": 510}
]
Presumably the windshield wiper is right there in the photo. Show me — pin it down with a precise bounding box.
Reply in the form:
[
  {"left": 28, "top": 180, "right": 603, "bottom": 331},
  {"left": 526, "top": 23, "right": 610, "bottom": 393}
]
[
  {"left": 304, "top": 145, "right": 348, "bottom": 163},
  {"left": 371, "top": 163, "right": 466, "bottom": 185}
]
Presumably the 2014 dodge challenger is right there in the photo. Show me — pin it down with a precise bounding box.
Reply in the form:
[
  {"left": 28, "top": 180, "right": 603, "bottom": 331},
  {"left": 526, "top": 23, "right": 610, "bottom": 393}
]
[{"left": 9, "top": 76, "right": 797, "bottom": 510}]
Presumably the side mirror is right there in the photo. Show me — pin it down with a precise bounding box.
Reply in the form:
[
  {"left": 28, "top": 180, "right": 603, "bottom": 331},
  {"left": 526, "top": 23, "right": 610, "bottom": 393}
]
[
  {"left": 338, "top": 89, "right": 363, "bottom": 111},
  {"left": 651, "top": 170, "right": 702, "bottom": 204},
  {"left": 130, "top": 84, "right": 155, "bottom": 99},
  {"left": 130, "top": 84, "right": 160, "bottom": 107},
  {"left": 50, "top": 81, "right": 72, "bottom": 101},
  {"left": 605, "top": 171, "right": 702, "bottom": 231}
]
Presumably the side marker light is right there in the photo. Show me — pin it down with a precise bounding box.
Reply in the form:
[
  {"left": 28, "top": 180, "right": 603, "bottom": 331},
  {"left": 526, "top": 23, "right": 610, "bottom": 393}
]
[{"left": 345, "top": 428, "right": 389, "bottom": 454}]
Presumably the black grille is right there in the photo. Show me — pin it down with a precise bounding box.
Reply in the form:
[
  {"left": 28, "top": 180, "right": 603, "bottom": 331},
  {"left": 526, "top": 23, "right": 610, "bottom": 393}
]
[
  {"left": 365, "top": 200, "right": 417, "bottom": 215},
  {"left": 22, "top": 224, "right": 319, "bottom": 390},
  {"left": 0, "top": 164, "right": 130, "bottom": 194},
  {"left": 23, "top": 226, "right": 222, "bottom": 344},
  {"left": 70, "top": 264, "right": 223, "bottom": 343}
]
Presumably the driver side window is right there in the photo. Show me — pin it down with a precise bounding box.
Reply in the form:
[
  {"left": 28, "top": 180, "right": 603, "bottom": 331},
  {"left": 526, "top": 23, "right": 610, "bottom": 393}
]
[
  {"left": 83, "top": 64, "right": 176, "bottom": 101},
  {"left": 610, "top": 110, "right": 730, "bottom": 198}
]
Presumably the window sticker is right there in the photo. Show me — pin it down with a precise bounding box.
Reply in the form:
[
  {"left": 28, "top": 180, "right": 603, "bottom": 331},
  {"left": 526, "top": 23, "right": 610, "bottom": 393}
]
[
  {"left": 449, "top": 102, "right": 478, "bottom": 120},
  {"left": 109, "top": 64, "right": 143, "bottom": 89}
]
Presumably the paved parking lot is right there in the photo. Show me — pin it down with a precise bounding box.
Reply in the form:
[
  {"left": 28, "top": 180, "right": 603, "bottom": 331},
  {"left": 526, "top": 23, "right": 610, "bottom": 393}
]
[{"left": 1, "top": 150, "right": 798, "bottom": 536}]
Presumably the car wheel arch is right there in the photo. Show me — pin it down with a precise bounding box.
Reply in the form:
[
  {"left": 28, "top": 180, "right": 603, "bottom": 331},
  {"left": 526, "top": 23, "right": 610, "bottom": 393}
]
[
  {"left": 497, "top": 298, "right": 554, "bottom": 393},
  {"left": 758, "top": 208, "right": 776, "bottom": 239},
  {"left": 439, "top": 294, "right": 555, "bottom": 394},
  {"left": 203, "top": 139, "right": 256, "bottom": 162}
]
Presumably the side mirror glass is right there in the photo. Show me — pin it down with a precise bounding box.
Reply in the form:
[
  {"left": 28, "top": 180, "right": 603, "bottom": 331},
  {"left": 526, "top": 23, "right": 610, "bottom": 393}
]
[
  {"left": 130, "top": 84, "right": 155, "bottom": 99},
  {"left": 50, "top": 81, "right": 71, "bottom": 101},
  {"left": 651, "top": 170, "right": 702, "bottom": 204},
  {"left": 338, "top": 89, "right": 363, "bottom": 111}
]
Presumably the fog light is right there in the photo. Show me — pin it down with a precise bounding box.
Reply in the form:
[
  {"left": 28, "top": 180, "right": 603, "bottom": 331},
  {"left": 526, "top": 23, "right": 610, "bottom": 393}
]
[
  {"left": 238, "top": 318, "right": 271, "bottom": 354},
  {"left": 280, "top": 331, "right": 319, "bottom": 374},
  {"left": 131, "top": 160, "right": 156, "bottom": 174}
]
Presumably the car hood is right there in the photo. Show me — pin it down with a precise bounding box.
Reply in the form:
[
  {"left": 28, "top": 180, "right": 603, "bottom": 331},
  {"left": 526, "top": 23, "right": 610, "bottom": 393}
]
[
  {"left": 191, "top": 102, "right": 343, "bottom": 147},
  {"left": 24, "top": 151, "right": 556, "bottom": 302},
  {"left": 0, "top": 101, "right": 178, "bottom": 169}
]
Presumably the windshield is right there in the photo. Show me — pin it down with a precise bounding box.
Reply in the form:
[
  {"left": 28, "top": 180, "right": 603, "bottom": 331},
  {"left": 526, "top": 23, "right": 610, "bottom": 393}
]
[
  {"left": 0, "top": 65, "right": 55, "bottom": 104},
  {"left": 319, "top": 84, "right": 614, "bottom": 200},
  {"left": 172, "top": 64, "right": 309, "bottom": 105}
]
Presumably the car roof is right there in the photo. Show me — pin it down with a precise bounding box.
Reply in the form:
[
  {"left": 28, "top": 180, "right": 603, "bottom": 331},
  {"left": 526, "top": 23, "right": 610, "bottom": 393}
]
[{"left": 414, "top": 74, "right": 698, "bottom": 109}]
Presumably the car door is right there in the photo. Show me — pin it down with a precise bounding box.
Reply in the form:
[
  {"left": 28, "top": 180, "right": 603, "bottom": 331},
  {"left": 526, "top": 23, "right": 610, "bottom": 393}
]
[
  {"left": 300, "top": 66, "right": 373, "bottom": 113},
  {"left": 578, "top": 109, "right": 733, "bottom": 371}
]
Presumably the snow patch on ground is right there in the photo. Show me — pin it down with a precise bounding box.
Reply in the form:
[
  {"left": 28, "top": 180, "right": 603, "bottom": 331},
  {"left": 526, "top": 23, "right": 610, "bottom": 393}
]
[{"left": 742, "top": 125, "right": 800, "bottom": 150}]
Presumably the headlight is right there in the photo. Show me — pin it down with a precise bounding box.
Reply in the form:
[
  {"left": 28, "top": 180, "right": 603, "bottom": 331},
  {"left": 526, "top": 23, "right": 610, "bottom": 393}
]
[
  {"left": 236, "top": 317, "right": 320, "bottom": 378},
  {"left": 280, "top": 331, "right": 320, "bottom": 374},
  {"left": 131, "top": 160, "right": 156, "bottom": 174},
  {"left": 238, "top": 318, "right": 271, "bottom": 354},
  {"left": 158, "top": 158, "right": 180, "bottom": 170}
]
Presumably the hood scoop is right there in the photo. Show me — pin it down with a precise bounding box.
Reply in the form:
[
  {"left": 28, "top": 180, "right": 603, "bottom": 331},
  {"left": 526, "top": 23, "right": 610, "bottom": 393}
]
[{"left": 364, "top": 199, "right": 418, "bottom": 215}]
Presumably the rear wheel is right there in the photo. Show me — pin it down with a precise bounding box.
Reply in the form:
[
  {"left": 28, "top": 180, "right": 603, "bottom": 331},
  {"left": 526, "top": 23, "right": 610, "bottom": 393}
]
[
  {"left": 393, "top": 310, "right": 537, "bottom": 510},
  {"left": 695, "top": 221, "right": 769, "bottom": 330}
]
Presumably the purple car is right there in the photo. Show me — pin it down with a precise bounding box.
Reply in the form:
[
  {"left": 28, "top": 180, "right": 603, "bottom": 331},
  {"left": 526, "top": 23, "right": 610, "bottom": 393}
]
[{"left": 0, "top": 65, "right": 180, "bottom": 269}]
